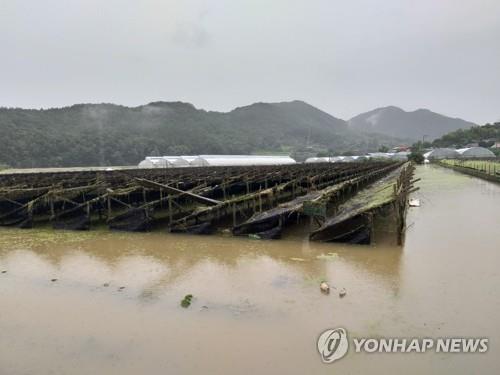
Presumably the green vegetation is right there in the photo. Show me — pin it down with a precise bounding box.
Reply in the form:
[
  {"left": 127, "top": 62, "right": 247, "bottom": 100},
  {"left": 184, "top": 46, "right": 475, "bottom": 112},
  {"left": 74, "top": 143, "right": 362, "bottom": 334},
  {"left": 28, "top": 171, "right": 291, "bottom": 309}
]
[
  {"left": 440, "top": 159, "right": 500, "bottom": 177},
  {"left": 432, "top": 122, "right": 500, "bottom": 148},
  {"left": 0, "top": 101, "right": 404, "bottom": 168},
  {"left": 181, "top": 294, "right": 194, "bottom": 308},
  {"left": 408, "top": 142, "right": 426, "bottom": 164},
  {"left": 408, "top": 151, "right": 425, "bottom": 164}
]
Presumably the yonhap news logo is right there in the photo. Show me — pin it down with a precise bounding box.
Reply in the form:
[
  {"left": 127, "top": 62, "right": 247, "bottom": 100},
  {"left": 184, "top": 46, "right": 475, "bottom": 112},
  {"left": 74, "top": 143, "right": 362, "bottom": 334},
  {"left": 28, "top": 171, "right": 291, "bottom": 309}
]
[
  {"left": 317, "top": 328, "right": 488, "bottom": 364},
  {"left": 317, "top": 328, "right": 349, "bottom": 363}
]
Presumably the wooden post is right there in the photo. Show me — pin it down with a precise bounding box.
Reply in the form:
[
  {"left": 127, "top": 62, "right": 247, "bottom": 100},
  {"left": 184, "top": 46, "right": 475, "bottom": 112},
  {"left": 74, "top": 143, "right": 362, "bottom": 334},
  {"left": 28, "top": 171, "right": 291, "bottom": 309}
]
[
  {"left": 50, "top": 198, "right": 55, "bottom": 219},
  {"left": 168, "top": 196, "right": 173, "bottom": 225}
]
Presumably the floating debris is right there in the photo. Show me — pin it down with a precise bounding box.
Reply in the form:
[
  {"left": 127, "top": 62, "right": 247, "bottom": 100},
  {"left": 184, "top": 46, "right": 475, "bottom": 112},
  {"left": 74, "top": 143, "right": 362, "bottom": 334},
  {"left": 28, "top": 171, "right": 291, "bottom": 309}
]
[
  {"left": 339, "top": 288, "right": 347, "bottom": 298},
  {"left": 320, "top": 281, "right": 330, "bottom": 294},
  {"left": 1, "top": 270, "right": 7, "bottom": 274},
  {"left": 290, "top": 257, "right": 306, "bottom": 262},
  {"left": 118, "top": 286, "right": 125, "bottom": 291},
  {"left": 102, "top": 283, "right": 110, "bottom": 287},
  {"left": 51, "top": 278, "right": 58, "bottom": 282},
  {"left": 181, "top": 294, "right": 193, "bottom": 308},
  {"left": 316, "top": 253, "right": 338, "bottom": 261},
  {"left": 409, "top": 198, "right": 420, "bottom": 207}
]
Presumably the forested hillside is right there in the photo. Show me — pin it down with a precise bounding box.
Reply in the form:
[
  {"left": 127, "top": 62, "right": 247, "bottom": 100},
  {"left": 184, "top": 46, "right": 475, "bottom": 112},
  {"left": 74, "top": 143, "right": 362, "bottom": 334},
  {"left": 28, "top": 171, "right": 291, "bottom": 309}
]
[
  {"left": 432, "top": 122, "right": 500, "bottom": 148},
  {"left": 0, "top": 101, "right": 402, "bottom": 168}
]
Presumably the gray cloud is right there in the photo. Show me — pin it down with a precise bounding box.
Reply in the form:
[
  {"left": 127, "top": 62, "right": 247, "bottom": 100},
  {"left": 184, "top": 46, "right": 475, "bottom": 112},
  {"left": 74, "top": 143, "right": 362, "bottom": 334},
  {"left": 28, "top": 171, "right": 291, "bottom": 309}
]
[{"left": 1, "top": 0, "right": 499, "bottom": 123}]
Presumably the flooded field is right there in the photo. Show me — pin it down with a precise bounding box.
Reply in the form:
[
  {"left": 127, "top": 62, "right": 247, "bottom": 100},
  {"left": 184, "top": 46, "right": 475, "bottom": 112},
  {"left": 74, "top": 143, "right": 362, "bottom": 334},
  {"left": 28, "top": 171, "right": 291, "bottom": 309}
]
[{"left": 0, "top": 165, "right": 499, "bottom": 374}]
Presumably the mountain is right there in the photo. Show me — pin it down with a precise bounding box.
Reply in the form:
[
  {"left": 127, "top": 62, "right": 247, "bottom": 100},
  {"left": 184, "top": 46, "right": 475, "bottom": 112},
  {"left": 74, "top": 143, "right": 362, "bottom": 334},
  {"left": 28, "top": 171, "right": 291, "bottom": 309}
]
[
  {"left": 0, "top": 100, "right": 402, "bottom": 168},
  {"left": 348, "top": 106, "right": 476, "bottom": 141}
]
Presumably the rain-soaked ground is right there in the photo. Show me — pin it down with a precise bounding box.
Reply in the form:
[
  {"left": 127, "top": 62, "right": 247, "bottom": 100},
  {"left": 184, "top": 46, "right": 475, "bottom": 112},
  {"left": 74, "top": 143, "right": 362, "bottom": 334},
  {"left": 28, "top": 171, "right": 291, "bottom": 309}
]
[{"left": 0, "top": 165, "right": 499, "bottom": 374}]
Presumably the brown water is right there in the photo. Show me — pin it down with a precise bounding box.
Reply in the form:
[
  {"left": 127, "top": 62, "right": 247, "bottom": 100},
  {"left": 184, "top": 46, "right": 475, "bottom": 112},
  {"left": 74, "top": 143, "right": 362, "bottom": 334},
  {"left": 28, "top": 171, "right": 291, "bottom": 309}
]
[{"left": 0, "top": 165, "right": 499, "bottom": 374}]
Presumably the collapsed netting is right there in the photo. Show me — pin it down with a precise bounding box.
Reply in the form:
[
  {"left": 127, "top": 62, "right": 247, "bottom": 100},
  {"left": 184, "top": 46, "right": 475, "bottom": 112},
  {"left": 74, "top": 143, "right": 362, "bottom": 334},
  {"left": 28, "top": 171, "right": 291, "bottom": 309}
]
[{"left": 0, "top": 162, "right": 415, "bottom": 244}]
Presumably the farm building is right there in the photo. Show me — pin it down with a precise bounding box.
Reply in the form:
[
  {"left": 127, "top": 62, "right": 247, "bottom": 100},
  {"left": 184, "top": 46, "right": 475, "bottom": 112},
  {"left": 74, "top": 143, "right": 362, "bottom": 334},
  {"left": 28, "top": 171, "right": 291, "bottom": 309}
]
[
  {"left": 423, "top": 148, "right": 460, "bottom": 160},
  {"left": 189, "top": 155, "right": 297, "bottom": 167},
  {"left": 456, "top": 147, "right": 496, "bottom": 158}
]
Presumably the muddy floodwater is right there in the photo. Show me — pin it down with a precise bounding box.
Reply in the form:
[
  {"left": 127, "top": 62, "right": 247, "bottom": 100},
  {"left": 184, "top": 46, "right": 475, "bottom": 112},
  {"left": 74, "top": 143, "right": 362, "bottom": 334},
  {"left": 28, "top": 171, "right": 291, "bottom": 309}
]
[{"left": 0, "top": 165, "right": 499, "bottom": 374}]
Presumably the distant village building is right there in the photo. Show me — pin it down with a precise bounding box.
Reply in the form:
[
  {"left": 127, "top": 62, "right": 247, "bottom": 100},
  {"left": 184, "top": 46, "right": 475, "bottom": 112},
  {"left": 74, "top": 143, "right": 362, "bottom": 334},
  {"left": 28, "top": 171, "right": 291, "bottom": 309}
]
[
  {"left": 391, "top": 151, "right": 410, "bottom": 161},
  {"left": 391, "top": 145, "right": 411, "bottom": 153}
]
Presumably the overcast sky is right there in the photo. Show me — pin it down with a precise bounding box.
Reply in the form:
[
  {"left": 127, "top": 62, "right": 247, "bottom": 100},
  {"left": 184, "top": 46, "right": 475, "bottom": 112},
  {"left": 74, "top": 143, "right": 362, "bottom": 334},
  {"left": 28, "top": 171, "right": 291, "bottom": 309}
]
[{"left": 1, "top": 0, "right": 499, "bottom": 123}]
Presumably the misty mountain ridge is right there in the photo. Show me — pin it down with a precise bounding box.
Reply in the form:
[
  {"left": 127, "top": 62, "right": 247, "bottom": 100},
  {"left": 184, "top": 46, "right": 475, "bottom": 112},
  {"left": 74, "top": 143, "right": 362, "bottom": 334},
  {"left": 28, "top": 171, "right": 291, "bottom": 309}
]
[
  {"left": 0, "top": 100, "right": 473, "bottom": 168},
  {"left": 348, "top": 106, "right": 476, "bottom": 141}
]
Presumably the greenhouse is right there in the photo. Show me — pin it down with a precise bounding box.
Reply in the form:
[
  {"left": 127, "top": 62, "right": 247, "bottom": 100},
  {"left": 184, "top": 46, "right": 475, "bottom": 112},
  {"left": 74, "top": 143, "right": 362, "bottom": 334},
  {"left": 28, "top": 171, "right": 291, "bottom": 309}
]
[
  {"left": 305, "top": 157, "right": 328, "bottom": 163},
  {"left": 367, "top": 152, "right": 392, "bottom": 160},
  {"left": 353, "top": 155, "right": 369, "bottom": 161},
  {"left": 340, "top": 156, "right": 355, "bottom": 162},
  {"left": 423, "top": 148, "right": 460, "bottom": 160},
  {"left": 163, "top": 156, "right": 190, "bottom": 167},
  {"left": 180, "top": 156, "right": 198, "bottom": 164},
  {"left": 456, "top": 147, "right": 495, "bottom": 159},
  {"left": 138, "top": 156, "right": 189, "bottom": 169},
  {"left": 138, "top": 157, "right": 168, "bottom": 169},
  {"left": 330, "top": 156, "right": 345, "bottom": 162},
  {"left": 189, "top": 155, "right": 297, "bottom": 167}
]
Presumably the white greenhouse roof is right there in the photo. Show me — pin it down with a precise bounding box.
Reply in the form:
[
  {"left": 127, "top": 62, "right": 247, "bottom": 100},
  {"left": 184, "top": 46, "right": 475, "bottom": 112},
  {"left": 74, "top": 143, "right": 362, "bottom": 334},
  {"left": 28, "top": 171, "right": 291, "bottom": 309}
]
[
  {"left": 423, "top": 148, "right": 460, "bottom": 160},
  {"left": 305, "top": 157, "right": 333, "bottom": 163},
  {"left": 457, "top": 147, "right": 495, "bottom": 158},
  {"left": 193, "top": 155, "right": 296, "bottom": 166}
]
